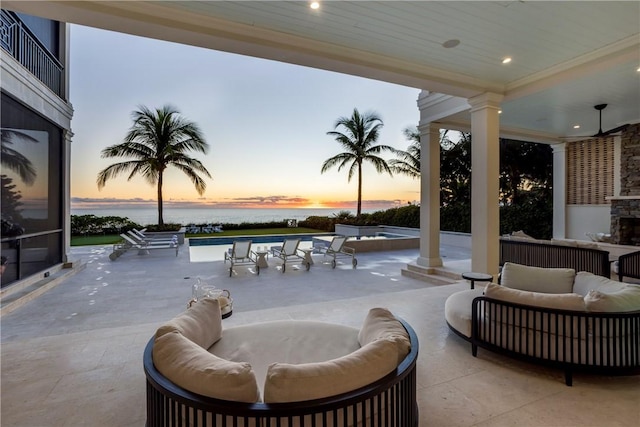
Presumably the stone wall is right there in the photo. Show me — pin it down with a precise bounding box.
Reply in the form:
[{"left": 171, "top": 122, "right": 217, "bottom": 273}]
[
  {"left": 610, "top": 124, "right": 640, "bottom": 245},
  {"left": 620, "top": 123, "right": 640, "bottom": 196}
]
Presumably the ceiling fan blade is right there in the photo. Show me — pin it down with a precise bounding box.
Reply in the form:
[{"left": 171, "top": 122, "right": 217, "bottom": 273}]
[{"left": 602, "top": 123, "right": 629, "bottom": 135}]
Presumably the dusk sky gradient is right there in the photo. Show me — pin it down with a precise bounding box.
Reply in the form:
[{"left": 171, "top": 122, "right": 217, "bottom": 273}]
[{"left": 69, "top": 24, "right": 422, "bottom": 211}]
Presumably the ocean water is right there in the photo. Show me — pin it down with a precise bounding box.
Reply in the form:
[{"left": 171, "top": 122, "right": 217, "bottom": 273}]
[{"left": 70, "top": 207, "right": 376, "bottom": 226}]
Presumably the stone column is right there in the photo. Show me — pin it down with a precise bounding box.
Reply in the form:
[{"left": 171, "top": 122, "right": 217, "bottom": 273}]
[
  {"left": 552, "top": 143, "right": 567, "bottom": 239},
  {"left": 468, "top": 92, "right": 502, "bottom": 276},
  {"left": 416, "top": 123, "right": 443, "bottom": 268}
]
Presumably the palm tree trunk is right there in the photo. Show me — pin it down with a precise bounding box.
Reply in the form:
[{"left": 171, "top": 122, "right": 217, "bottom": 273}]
[
  {"left": 357, "top": 162, "right": 363, "bottom": 217},
  {"left": 157, "top": 171, "right": 164, "bottom": 226}
]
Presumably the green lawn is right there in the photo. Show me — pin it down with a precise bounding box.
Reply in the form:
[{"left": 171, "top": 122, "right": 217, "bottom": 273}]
[{"left": 70, "top": 227, "right": 327, "bottom": 246}]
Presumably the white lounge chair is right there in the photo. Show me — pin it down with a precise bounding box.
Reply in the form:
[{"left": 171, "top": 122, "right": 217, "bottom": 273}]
[
  {"left": 115, "top": 234, "right": 179, "bottom": 257},
  {"left": 317, "top": 235, "right": 357, "bottom": 268},
  {"left": 270, "top": 238, "right": 310, "bottom": 273},
  {"left": 127, "top": 230, "right": 176, "bottom": 245},
  {"left": 224, "top": 240, "right": 259, "bottom": 277}
]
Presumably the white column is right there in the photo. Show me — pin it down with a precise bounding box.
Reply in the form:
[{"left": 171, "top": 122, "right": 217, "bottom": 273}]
[
  {"left": 468, "top": 93, "right": 502, "bottom": 276},
  {"left": 552, "top": 143, "right": 567, "bottom": 239},
  {"left": 416, "top": 123, "right": 443, "bottom": 267}
]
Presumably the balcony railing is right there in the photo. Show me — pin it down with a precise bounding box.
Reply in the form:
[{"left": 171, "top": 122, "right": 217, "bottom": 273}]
[{"left": 0, "top": 10, "right": 64, "bottom": 98}]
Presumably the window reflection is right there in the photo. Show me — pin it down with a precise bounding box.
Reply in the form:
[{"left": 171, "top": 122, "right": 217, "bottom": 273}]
[{"left": 1, "top": 127, "right": 49, "bottom": 236}]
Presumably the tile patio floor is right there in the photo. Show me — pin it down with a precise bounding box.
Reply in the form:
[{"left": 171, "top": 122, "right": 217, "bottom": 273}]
[{"left": 1, "top": 243, "right": 638, "bottom": 426}]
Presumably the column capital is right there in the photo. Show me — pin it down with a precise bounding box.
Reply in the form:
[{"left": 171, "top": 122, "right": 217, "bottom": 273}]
[
  {"left": 468, "top": 92, "right": 503, "bottom": 112},
  {"left": 551, "top": 142, "right": 566, "bottom": 153}
]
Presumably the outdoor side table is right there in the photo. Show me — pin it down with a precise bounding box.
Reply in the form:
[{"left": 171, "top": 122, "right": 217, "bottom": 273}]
[
  {"left": 462, "top": 272, "right": 493, "bottom": 290},
  {"left": 255, "top": 251, "right": 269, "bottom": 268}
]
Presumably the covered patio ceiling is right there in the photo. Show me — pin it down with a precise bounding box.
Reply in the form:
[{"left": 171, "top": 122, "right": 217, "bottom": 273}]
[{"left": 5, "top": 1, "right": 639, "bottom": 142}]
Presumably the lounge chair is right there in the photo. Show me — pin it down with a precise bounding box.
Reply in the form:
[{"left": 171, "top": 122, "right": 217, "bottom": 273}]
[
  {"left": 185, "top": 224, "right": 201, "bottom": 234},
  {"left": 127, "top": 230, "right": 176, "bottom": 245},
  {"left": 317, "top": 235, "right": 357, "bottom": 269},
  {"left": 115, "top": 234, "right": 179, "bottom": 257},
  {"left": 270, "top": 238, "right": 310, "bottom": 273},
  {"left": 224, "top": 240, "right": 259, "bottom": 277}
]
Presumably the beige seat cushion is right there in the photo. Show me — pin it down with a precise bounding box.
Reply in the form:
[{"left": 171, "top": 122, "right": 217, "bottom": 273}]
[
  {"left": 485, "top": 283, "right": 585, "bottom": 311},
  {"left": 155, "top": 297, "right": 222, "bottom": 349},
  {"left": 358, "top": 307, "right": 411, "bottom": 363},
  {"left": 572, "top": 271, "right": 627, "bottom": 297},
  {"left": 263, "top": 337, "right": 399, "bottom": 403},
  {"left": 153, "top": 331, "right": 260, "bottom": 403},
  {"left": 501, "top": 262, "right": 575, "bottom": 294},
  {"left": 584, "top": 285, "right": 640, "bottom": 312},
  {"left": 209, "top": 320, "right": 360, "bottom": 392}
]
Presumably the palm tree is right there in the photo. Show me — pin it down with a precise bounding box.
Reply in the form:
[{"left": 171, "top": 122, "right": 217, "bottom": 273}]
[
  {"left": 321, "top": 108, "right": 396, "bottom": 216},
  {"left": 389, "top": 126, "right": 421, "bottom": 179},
  {"left": 97, "top": 105, "right": 212, "bottom": 226}
]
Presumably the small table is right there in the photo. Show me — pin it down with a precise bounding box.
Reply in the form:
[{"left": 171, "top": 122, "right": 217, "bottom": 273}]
[
  {"left": 255, "top": 251, "right": 269, "bottom": 268},
  {"left": 462, "top": 272, "right": 493, "bottom": 290},
  {"left": 299, "top": 248, "right": 314, "bottom": 265}
]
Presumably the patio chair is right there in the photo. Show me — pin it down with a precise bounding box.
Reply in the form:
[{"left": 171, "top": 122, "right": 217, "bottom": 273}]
[
  {"left": 185, "top": 224, "right": 201, "bottom": 234},
  {"left": 115, "top": 234, "right": 179, "bottom": 257},
  {"left": 224, "top": 240, "right": 259, "bottom": 277},
  {"left": 127, "top": 230, "right": 177, "bottom": 245},
  {"left": 270, "top": 238, "right": 310, "bottom": 273},
  {"left": 317, "top": 235, "right": 357, "bottom": 269}
]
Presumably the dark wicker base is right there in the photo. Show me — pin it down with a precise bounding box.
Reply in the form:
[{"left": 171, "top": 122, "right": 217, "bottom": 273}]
[{"left": 447, "top": 298, "right": 640, "bottom": 386}]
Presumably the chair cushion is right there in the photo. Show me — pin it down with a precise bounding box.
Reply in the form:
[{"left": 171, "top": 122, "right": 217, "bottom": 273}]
[
  {"left": 572, "top": 271, "right": 627, "bottom": 297},
  {"left": 501, "top": 262, "right": 575, "bottom": 294},
  {"left": 153, "top": 331, "right": 260, "bottom": 403},
  {"left": 155, "top": 298, "right": 222, "bottom": 349},
  {"left": 584, "top": 286, "right": 640, "bottom": 312},
  {"left": 358, "top": 307, "right": 411, "bottom": 363},
  {"left": 485, "top": 283, "right": 586, "bottom": 311},
  {"left": 263, "top": 337, "right": 399, "bottom": 403}
]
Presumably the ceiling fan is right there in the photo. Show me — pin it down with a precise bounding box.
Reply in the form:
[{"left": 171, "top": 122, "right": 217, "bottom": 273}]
[{"left": 584, "top": 103, "right": 629, "bottom": 138}]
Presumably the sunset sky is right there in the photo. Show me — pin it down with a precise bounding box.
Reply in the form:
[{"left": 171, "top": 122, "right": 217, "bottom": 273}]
[{"left": 69, "top": 25, "right": 422, "bottom": 211}]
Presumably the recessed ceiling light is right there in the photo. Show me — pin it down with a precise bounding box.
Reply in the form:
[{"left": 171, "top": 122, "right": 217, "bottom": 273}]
[
  {"left": 442, "top": 39, "right": 460, "bottom": 48},
  {"left": 637, "top": 66, "right": 640, "bottom": 72},
  {"left": 573, "top": 125, "right": 581, "bottom": 129},
  {"left": 502, "top": 57, "right": 512, "bottom": 64},
  {"left": 310, "top": 1, "right": 320, "bottom": 10},
  {"left": 498, "top": 110, "right": 502, "bottom": 114}
]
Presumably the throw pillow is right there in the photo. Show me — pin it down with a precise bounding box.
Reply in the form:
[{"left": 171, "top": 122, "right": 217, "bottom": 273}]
[
  {"left": 358, "top": 307, "right": 411, "bottom": 363},
  {"left": 584, "top": 286, "right": 640, "bottom": 312},
  {"left": 501, "top": 262, "right": 575, "bottom": 294},
  {"left": 155, "top": 297, "right": 222, "bottom": 349},
  {"left": 572, "top": 271, "right": 627, "bottom": 297},
  {"left": 152, "top": 331, "right": 260, "bottom": 403},
  {"left": 263, "top": 337, "right": 398, "bottom": 403},
  {"left": 485, "top": 283, "right": 586, "bottom": 311}
]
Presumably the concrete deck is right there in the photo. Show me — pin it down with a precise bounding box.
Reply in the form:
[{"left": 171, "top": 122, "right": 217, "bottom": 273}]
[{"left": 1, "top": 243, "right": 638, "bottom": 426}]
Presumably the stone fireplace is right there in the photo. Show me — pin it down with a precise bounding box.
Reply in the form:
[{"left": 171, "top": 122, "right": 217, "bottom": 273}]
[
  {"left": 609, "top": 123, "right": 640, "bottom": 246},
  {"left": 610, "top": 197, "right": 640, "bottom": 245}
]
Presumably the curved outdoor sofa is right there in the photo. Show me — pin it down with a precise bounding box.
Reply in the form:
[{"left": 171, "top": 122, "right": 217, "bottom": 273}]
[
  {"left": 445, "top": 262, "right": 640, "bottom": 386},
  {"left": 144, "top": 300, "right": 419, "bottom": 426}
]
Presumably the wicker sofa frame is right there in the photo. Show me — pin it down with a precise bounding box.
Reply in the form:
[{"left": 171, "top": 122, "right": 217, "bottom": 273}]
[
  {"left": 618, "top": 250, "right": 640, "bottom": 282},
  {"left": 143, "top": 318, "right": 419, "bottom": 427},
  {"left": 499, "top": 238, "right": 611, "bottom": 278},
  {"left": 458, "top": 297, "right": 640, "bottom": 386}
]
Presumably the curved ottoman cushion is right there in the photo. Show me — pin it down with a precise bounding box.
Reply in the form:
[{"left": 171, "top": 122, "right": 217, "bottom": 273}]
[
  {"left": 444, "top": 288, "right": 485, "bottom": 338},
  {"left": 210, "top": 320, "right": 360, "bottom": 393}
]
